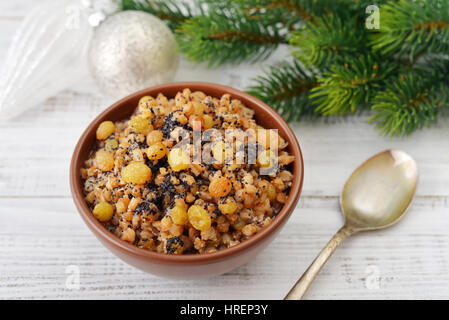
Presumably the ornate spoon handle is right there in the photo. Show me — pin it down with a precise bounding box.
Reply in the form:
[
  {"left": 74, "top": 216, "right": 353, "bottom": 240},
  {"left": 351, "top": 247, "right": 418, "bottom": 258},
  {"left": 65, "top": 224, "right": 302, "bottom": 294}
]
[{"left": 284, "top": 226, "right": 355, "bottom": 300}]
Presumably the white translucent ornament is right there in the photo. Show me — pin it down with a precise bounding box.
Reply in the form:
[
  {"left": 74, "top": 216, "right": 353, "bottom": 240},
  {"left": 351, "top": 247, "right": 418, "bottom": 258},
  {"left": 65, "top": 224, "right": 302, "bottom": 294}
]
[{"left": 0, "top": 0, "right": 94, "bottom": 120}]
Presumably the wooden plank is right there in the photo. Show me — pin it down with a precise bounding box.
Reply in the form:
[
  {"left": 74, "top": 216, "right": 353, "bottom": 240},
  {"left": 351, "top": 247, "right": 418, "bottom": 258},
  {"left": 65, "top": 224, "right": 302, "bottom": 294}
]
[{"left": 0, "top": 196, "right": 448, "bottom": 299}]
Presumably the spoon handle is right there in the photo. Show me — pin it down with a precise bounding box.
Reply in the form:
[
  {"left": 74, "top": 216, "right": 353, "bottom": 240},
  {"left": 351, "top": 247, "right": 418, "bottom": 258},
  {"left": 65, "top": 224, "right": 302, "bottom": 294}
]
[{"left": 284, "top": 225, "right": 354, "bottom": 300}]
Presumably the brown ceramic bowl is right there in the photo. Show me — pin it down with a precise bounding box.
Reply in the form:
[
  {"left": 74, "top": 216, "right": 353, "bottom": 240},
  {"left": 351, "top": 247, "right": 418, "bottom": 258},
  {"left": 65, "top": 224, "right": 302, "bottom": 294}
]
[{"left": 70, "top": 82, "right": 304, "bottom": 279}]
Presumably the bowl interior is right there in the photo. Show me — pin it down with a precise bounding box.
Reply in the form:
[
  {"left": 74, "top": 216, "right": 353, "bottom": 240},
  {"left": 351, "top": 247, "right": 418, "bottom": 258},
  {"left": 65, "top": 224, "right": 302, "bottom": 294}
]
[{"left": 70, "top": 82, "right": 304, "bottom": 262}]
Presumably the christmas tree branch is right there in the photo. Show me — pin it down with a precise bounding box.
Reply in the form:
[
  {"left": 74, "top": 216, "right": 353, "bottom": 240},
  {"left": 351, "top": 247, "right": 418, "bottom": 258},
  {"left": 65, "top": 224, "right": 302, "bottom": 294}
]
[
  {"left": 176, "top": 10, "right": 289, "bottom": 66},
  {"left": 310, "top": 55, "right": 398, "bottom": 115},
  {"left": 121, "top": 0, "right": 194, "bottom": 30},
  {"left": 369, "top": 59, "right": 449, "bottom": 136},
  {"left": 119, "top": 0, "right": 449, "bottom": 136},
  {"left": 247, "top": 61, "right": 318, "bottom": 121},
  {"left": 370, "top": 0, "right": 449, "bottom": 61},
  {"left": 237, "top": 0, "right": 316, "bottom": 22},
  {"left": 219, "top": 0, "right": 350, "bottom": 20},
  {"left": 290, "top": 14, "right": 367, "bottom": 68}
]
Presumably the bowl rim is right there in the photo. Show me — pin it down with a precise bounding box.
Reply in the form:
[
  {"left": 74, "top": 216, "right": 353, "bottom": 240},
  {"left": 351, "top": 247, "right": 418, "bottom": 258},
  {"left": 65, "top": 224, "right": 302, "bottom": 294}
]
[{"left": 70, "top": 81, "right": 304, "bottom": 264}]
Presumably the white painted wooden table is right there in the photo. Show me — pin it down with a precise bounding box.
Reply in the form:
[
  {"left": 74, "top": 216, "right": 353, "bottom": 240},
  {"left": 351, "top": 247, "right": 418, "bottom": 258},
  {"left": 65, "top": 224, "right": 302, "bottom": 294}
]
[{"left": 1, "top": 1, "right": 448, "bottom": 300}]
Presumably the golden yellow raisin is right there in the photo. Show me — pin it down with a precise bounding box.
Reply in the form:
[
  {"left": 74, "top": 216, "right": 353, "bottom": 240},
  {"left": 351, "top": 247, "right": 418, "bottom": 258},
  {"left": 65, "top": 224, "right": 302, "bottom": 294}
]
[
  {"left": 168, "top": 148, "right": 190, "bottom": 172},
  {"left": 267, "top": 182, "right": 276, "bottom": 201},
  {"left": 129, "top": 115, "right": 152, "bottom": 134},
  {"left": 182, "top": 102, "right": 194, "bottom": 116},
  {"left": 93, "top": 201, "right": 114, "bottom": 222},
  {"left": 218, "top": 197, "right": 237, "bottom": 215},
  {"left": 96, "top": 121, "right": 115, "bottom": 140},
  {"left": 257, "top": 150, "right": 277, "bottom": 169},
  {"left": 146, "top": 142, "right": 167, "bottom": 160},
  {"left": 121, "top": 162, "right": 152, "bottom": 184},
  {"left": 188, "top": 205, "right": 211, "bottom": 231},
  {"left": 192, "top": 101, "right": 205, "bottom": 115},
  {"left": 95, "top": 150, "right": 114, "bottom": 171},
  {"left": 104, "top": 139, "right": 119, "bottom": 153},
  {"left": 203, "top": 114, "right": 214, "bottom": 130},
  {"left": 170, "top": 205, "right": 188, "bottom": 225},
  {"left": 141, "top": 109, "right": 154, "bottom": 121},
  {"left": 138, "top": 95, "right": 153, "bottom": 106},
  {"left": 146, "top": 130, "right": 163, "bottom": 146},
  {"left": 209, "top": 177, "right": 232, "bottom": 198}
]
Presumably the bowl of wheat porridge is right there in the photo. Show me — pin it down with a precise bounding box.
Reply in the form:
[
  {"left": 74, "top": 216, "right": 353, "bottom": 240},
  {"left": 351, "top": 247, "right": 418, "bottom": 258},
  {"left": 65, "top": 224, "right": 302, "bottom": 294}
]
[{"left": 70, "top": 82, "right": 303, "bottom": 279}]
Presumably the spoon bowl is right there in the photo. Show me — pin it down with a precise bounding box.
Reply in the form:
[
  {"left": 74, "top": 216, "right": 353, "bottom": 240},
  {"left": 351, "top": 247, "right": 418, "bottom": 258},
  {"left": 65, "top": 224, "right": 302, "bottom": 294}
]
[
  {"left": 285, "top": 149, "right": 418, "bottom": 299},
  {"left": 341, "top": 149, "right": 418, "bottom": 230}
]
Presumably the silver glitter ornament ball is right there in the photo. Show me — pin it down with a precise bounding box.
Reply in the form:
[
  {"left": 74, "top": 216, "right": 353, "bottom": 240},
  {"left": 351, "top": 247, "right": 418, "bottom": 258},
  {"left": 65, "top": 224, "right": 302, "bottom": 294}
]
[{"left": 88, "top": 11, "right": 179, "bottom": 99}]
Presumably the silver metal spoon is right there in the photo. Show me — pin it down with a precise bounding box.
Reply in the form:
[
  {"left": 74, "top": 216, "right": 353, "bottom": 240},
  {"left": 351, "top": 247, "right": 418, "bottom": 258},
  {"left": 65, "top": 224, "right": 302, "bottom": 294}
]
[{"left": 285, "top": 149, "right": 418, "bottom": 300}]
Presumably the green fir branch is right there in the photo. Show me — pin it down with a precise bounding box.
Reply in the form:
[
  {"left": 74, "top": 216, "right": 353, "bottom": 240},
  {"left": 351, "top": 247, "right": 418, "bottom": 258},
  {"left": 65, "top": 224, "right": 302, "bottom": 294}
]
[
  {"left": 350, "top": 0, "right": 396, "bottom": 10},
  {"left": 120, "top": 0, "right": 195, "bottom": 30},
  {"left": 310, "top": 55, "right": 398, "bottom": 115},
  {"left": 369, "top": 60, "right": 449, "bottom": 136},
  {"left": 202, "top": 0, "right": 355, "bottom": 33},
  {"left": 211, "top": 0, "right": 351, "bottom": 20},
  {"left": 290, "top": 13, "right": 367, "bottom": 68},
  {"left": 370, "top": 0, "right": 449, "bottom": 61},
  {"left": 119, "top": 0, "right": 449, "bottom": 136},
  {"left": 176, "top": 10, "right": 288, "bottom": 66},
  {"left": 214, "top": 0, "right": 304, "bottom": 30},
  {"left": 247, "top": 60, "right": 318, "bottom": 121}
]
